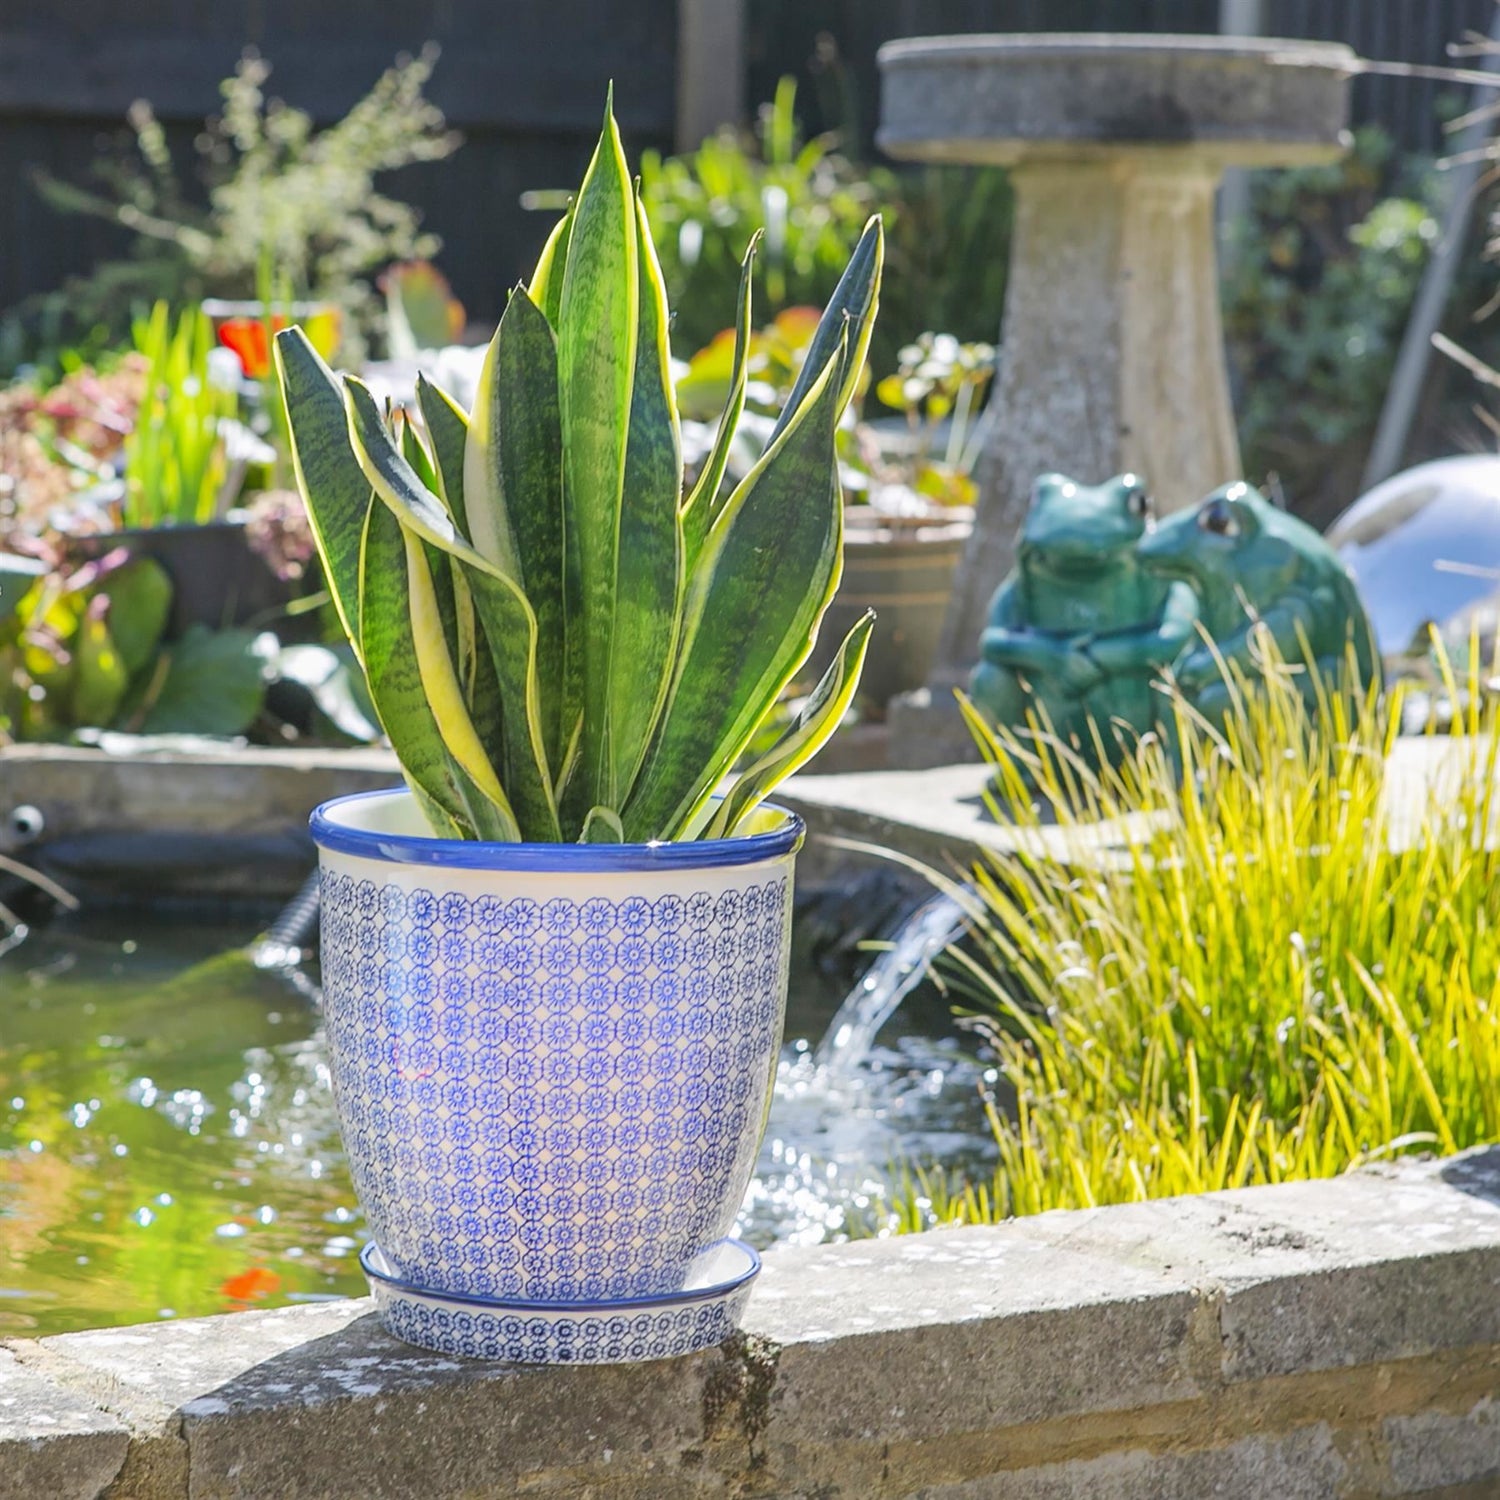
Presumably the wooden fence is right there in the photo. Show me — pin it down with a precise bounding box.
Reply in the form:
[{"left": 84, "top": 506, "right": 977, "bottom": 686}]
[{"left": 2, "top": 0, "right": 1498, "bottom": 320}]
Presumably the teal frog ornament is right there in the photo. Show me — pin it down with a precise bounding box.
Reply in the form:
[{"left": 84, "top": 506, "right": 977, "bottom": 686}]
[
  {"left": 969, "top": 473, "right": 1199, "bottom": 755},
  {"left": 1138, "top": 481, "right": 1380, "bottom": 723}
]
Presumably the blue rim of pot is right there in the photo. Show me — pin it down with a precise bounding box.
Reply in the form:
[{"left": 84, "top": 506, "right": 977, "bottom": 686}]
[
  {"left": 311, "top": 787, "right": 805, "bottom": 871},
  {"left": 359, "top": 1238, "right": 761, "bottom": 1311}
]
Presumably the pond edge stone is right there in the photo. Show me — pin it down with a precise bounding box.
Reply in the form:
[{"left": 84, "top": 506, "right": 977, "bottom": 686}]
[{"left": 4, "top": 1148, "right": 1500, "bottom": 1496}]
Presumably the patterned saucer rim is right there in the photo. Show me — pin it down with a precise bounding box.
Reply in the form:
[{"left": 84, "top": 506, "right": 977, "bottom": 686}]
[
  {"left": 312, "top": 788, "right": 805, "bottom": 871},
  {"left": 360, "top": 1237, "right": 761, "bottom": 1312}
]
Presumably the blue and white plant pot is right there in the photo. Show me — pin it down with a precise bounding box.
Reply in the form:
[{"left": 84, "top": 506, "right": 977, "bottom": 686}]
[{"left": 312, "top": 787, "right": 800, "bottom": 1345}]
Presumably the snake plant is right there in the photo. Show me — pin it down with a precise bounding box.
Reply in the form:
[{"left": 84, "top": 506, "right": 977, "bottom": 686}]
[{"left": 276, "top": 98, "right": 880, "bottom": 844}]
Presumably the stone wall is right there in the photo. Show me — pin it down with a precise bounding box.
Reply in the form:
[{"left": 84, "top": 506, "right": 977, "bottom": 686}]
[{"left": 7, "top": 1149, "right": 1500, "bottom": 1498}]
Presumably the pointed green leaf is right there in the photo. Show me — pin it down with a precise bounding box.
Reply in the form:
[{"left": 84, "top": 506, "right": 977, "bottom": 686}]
[
  {"left": 529, "top": 207, "right": 574, "bottom": 331},
  {"left": 359, "top": 500, "right": 517, "bottom": 841},
  {"left": 274, "top": 327, "right": 373, "bottom": 659},
  {"left": 480, "top": 287, "right": 578, "bottom": 776},
  {"left": 556, "top": 103, "right": 649, "bottom": 812},
  {"left": 622, "top": 346, "right": 845, "bottom": 840},
  {"left": 461, "top": 332, "right": 523, "bottom": 579},
  {"left": 705, "top": 611, "right": 874, "bottom": 838},
  {"left": 602, "top": 194, "right": 684, "bottom": 805},
  {"left": 416, "top": 374, "right": 471, "bottom": 538},
  {"left": 768, "top": 216, "right": 883, "bottom": 444},
  {"left": 403, "top": 526, "right": 514, "bottom": 827},
  {"left": 682, "top": 230, "right": 759, "bottom": 569},
  {"left": 343, "top": 376, "right": 561, "bottom": 841},
  {"left": 398, "top": 412, "right": 446, "bottom": 524}
]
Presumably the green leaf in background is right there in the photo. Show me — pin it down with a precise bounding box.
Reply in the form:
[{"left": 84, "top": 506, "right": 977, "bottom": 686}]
[
  {"left": 274, "top": 329, "right": 374, "bottom": 660},
  {"left": 621, "top": 344, "right": 845, "bottom": 840},
  {"left": 382, "top": 259, "right": 465, "bottom": 359},
  {"left": 141, "top": 627, "right": 266, "bottom": 736},
  {"left": 705, "top": 610, "right": 874, "bottom": 838},
  {"left": 124, "top": 302, "right": 235, "bottom": 527},
  {"left": 268, "top": 643, "right": 381, "bottom": 743},
  {"left": 102, "top": 558, "right": 172, "bottom": 676},
  {"left": 70, "top": 598, "right": 131, "bottom": 728}
]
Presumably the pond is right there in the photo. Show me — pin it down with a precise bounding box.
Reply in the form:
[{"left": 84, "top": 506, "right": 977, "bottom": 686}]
[{"left": 0, "top": 912, "right": 995, "bottom": 1336}]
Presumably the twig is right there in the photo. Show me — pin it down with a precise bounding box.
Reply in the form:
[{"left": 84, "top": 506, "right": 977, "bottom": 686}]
[
  {"left": 1432, "top": 331, "right": 1500, "bottom": 391},
  {"left": 0, "top": 852, "right": 79, "bottom": 911}
]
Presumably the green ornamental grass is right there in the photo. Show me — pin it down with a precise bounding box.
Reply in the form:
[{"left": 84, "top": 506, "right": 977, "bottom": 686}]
[
  {"left": 879, "top": 641, "right": 1500, "bottom": 1231},
  {"left": 277, "top": 97, "right": 881, "bottom": 844}
]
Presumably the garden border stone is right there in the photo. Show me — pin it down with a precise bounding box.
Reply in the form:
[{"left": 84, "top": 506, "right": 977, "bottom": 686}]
[{"left": 5, "top": 1148, "right": 1500, "bottom": 1497}]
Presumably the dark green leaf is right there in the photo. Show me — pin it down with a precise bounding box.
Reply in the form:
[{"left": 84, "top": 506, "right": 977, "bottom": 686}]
[
  {"left": 622, "top": 346, "right": 845, "bottom": 840},
  {"left": 274, "top": 328, "right": 373, "bottom": 659},
  {"left": 141, "top": 626, "right": 266, "bottom": 736}
]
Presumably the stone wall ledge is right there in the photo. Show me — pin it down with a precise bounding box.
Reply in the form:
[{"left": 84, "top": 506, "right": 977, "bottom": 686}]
[{"left": 6, "top": 1148, "right": 1500, "bottom": 1499}]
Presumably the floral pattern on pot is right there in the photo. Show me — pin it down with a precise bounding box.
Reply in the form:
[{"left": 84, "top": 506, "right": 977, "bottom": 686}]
[
  {"left": 361, "top": 1238, "right": 758, "bottom": 1364},
  {"left": 315, "top": 790, "right": 798, "bottom": 1305}
]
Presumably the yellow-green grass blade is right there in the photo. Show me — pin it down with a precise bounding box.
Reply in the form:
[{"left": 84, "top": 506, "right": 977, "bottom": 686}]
[
  {"left": 415, "top": 373, "right": 471, "bottom": 538},
  {"left": 484, "top": 287, "right": 579, "bottom": 779},
  {"left": 682, "top": 230, "right": 759, "bottom": 569},
  {"left": 529, "top": 206, "right": 574, "bottom": 331},
  {"left": 344, "top": 377, "right": 560, "bottom": 841},
  {"left": 767, "top": 216, "right": 883, "bottom": 443},
  {"left": 621, "top": 345, "right": 845, "bottom": 841},
  {"left": 274, "top": 328, "right": 373, "bottom": 661},
  {"left": 557, "top": 99, "right": 642, "bottom": 813},
  {"left": 359, "top": 500, "right": 518, "bottom": 842},
  {"left": 705, "top": 610, "right": 874, "bottom": 838}
]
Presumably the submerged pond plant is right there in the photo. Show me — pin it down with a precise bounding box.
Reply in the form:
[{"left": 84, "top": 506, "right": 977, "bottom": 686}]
[
  {"left": 278, "top": 98, "right": 879, "bottom": 844},
  {"left": 877, "top": 642, "right": 1500, "bottom": 1230}
]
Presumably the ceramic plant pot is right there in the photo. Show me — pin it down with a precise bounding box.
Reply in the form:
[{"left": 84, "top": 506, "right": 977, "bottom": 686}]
[{"left": 312, "top": 788, "right": 800, "bottom": 1359}]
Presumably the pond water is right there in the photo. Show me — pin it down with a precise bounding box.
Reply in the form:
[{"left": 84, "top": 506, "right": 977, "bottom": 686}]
[{"left": 0, "top": 915, "right": 995, "bottom": 1336}]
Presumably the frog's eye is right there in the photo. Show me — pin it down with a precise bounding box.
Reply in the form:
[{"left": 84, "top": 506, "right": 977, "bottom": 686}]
[
  {"left": 1124, "top": 484, "right": 1151, "bottom": 520},
  {"left": 1198, "top": 498, "right": 1242, "bottom": 539}
]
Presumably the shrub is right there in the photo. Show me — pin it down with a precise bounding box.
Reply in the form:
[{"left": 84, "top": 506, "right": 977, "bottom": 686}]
[{"left": 2, "top": 48, "right": 458, "bottom": 374}]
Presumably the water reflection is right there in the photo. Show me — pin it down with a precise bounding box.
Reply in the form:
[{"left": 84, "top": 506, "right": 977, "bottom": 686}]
[{"left": 1, "top": 912, "right": 993, "bottom": 1334}]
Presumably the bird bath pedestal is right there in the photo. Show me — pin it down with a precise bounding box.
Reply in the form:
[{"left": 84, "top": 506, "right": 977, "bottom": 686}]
[{"left": 877, "top": 34, "right": 1353, "bottom": 764}]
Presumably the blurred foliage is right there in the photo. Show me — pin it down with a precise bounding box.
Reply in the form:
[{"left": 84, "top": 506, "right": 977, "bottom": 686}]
[
  {"left": 1, "top": 48, "right": 458, "bottom": 377},
  {"left": 380, "top": 259, "right": 466, "bottom": 358},
  {"left": 123, "top": 303, "right": 238, "bottom": 528},
  {"left": 0, "top": 358, "right": 144, "bottom": 539},
  {"left": 1222, "top": 127, "right": 1500, "bottom": 524},
  {"left": 1, "top": 548, "right": 271, "bottom": 743},
  {"left": 640, "top": 79, "right": 888, "bottom": 357},
  {"left": 872, "top": 333, "right": 996, "bottom": 508},
  {"left": 637, "top": 78, "right": 1009, "bottom": 379}
]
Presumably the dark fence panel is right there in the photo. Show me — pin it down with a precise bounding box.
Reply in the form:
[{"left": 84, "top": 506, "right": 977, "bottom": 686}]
[
  {"left": 0, "top": 0, "right": 677, "bottom": 322},
  {"left": 751, "top": 0, "right": 1499, "bottom": 159}
]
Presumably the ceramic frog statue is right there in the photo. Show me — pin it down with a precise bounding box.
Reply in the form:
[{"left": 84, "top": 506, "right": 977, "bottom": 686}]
[
  {"left": 969, "top": 473, "right": 1199, "bottom": 756},
  {"left": 1137, "top": 481, "right": 1380, "bottom": 722}
]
